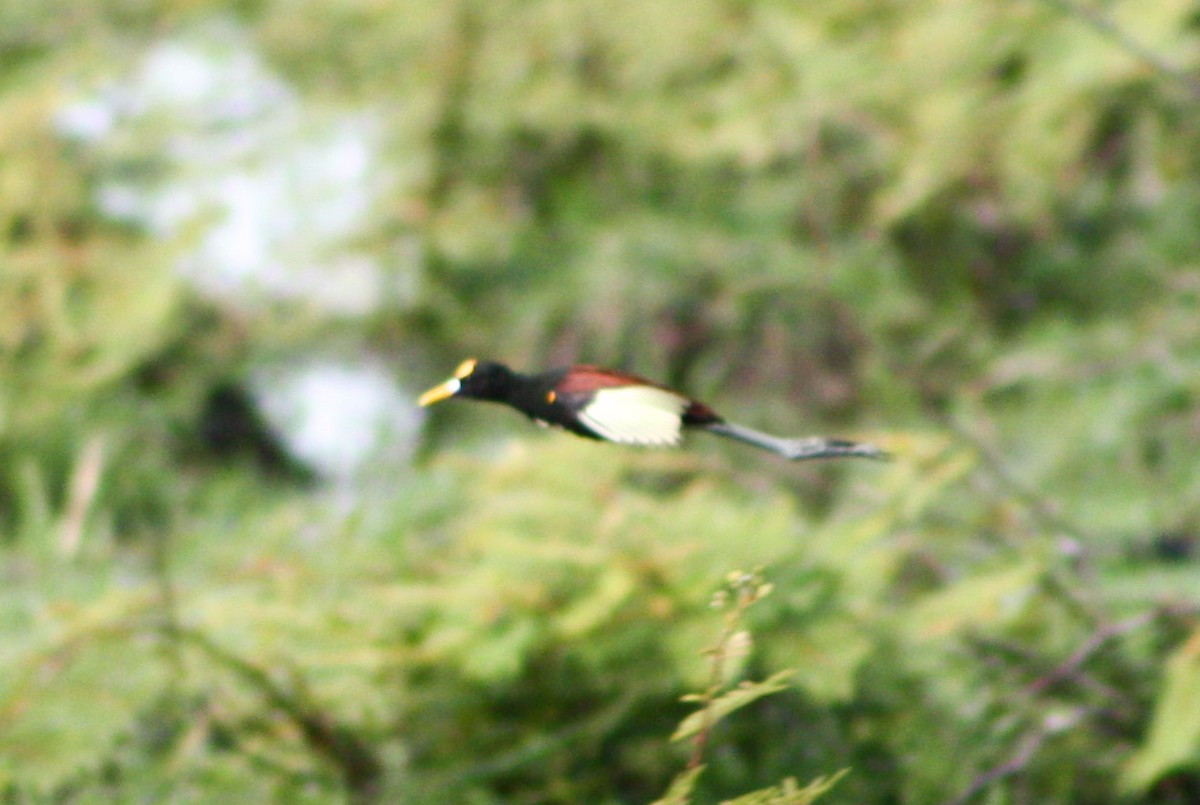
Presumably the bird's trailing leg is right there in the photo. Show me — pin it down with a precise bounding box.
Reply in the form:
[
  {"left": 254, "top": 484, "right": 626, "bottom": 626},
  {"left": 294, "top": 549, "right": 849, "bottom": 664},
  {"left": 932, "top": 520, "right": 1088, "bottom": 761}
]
[
  {"left": 704, "top": 422, "right": 888, "bottom": 462},
  {"left": 773, "top": 436, "right": 888, "bottom": 461}
]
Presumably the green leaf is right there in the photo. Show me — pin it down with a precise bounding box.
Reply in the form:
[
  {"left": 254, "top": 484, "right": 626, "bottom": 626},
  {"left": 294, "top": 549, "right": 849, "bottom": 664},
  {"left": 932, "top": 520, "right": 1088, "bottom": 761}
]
[
  {"left": 1120, "top": 630, "right": 1200, "bottom": 792},
  {"left": 552, "top": 565, "right": 638, "bottom": 637},
  {"left": 721, "top": 769, "right": 849, "bottom": 805},
  {"left": 671, "top": 670, "right": 794, "bottom": 742},
  {"left": 651, "top": 765, "right": 706, "bottom": 805},
  {"left": 905, "top": 560, "right": 1043, "bottom": 641}
]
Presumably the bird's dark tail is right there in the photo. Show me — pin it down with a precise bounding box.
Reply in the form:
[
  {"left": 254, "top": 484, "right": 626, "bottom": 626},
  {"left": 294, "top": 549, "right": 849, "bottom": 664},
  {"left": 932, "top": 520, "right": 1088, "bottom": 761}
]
[{"left": 703, "top": 422, "right": 889, "bottom": 462}]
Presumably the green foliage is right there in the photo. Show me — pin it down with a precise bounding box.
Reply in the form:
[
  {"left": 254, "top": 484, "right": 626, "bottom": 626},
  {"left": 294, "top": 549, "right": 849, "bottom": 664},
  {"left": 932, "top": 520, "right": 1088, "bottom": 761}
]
[
  {"left": 657, "top": 569, "right": 845, "bottom": 805},
  {"left": 0, "top": 88, "right": 182, "bottom": 437},
  {"left": 720, "top": 772, "right": 848, "bottom": 805},
  {"left": 672, "top": 670, "right": 795, "bottom": 744},
  {"left": 652, "top": 766, "right": 707, "bottom": 805},
  {"left": 654, "top": 768, "right": 846, "bottom": 805},
  {"left": 1122, "top": 629, "right": 1200, "bottom": 792},
  {"left": 3, "top": 0, "right": 1200, "bottom": 802},
  {"left": 0, "top": 569, "right": 165, "bottom": 790}
]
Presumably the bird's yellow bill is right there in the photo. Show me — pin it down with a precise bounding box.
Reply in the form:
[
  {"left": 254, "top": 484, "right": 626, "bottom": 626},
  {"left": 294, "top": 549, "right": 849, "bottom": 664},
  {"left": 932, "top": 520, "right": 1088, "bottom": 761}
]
[{"left": 418, "top": 378, "right": 460, "bottom": 406}]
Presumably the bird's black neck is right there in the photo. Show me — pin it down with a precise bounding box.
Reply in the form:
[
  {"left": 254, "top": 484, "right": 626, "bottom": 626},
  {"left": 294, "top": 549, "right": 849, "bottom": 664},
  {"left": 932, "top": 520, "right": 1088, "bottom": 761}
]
[
  {"left": 465, "top": 364, "right": 564, "bottom": 408},
  {"left": 500, "top": 367, "right": 565, "bottom": 411}
]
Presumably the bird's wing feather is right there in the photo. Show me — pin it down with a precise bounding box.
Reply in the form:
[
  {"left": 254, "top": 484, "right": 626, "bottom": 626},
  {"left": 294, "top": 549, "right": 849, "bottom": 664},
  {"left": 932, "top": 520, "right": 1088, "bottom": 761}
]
[
  {"left": 575, "top": 386, "right": 688, "bottom": 446},
  {"left": 554, "top": 365, "right": 657, "bottom": 393}
]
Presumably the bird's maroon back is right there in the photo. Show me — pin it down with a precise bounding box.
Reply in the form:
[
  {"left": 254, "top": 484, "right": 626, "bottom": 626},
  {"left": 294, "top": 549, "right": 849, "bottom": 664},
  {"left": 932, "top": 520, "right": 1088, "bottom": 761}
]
[{"left": 554, "top": 365, "right": 722, "bottom": 426}]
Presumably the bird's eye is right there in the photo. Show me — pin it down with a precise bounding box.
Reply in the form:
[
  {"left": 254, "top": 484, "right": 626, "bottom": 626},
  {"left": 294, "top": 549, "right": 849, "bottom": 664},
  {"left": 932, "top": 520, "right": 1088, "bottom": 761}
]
[{"left": 453, "top": 358, "right": 478, "bottom": 379}]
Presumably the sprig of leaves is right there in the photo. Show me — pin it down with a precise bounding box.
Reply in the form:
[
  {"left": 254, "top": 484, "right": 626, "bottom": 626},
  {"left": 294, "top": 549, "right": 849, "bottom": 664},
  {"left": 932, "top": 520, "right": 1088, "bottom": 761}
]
[{"left": 655, "top": 569, "right": 846, "bottom": 805}]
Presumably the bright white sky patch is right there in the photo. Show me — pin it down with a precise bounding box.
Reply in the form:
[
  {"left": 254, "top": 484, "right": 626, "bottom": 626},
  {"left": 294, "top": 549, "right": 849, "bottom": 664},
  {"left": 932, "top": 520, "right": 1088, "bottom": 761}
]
[
  {"left": 56, "top": 21, "right": 412, "bottom": 315},
  {"left": 252, "top": 360, "right": 422, "bottom": 481},
  {"left": 55, "top": 21, "right": 427, "bottom": 477}
]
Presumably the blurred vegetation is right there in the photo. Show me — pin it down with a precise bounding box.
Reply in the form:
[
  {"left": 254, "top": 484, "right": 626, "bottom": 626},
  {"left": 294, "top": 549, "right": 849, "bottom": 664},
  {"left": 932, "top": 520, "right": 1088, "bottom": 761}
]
[{"left": 3, "top": 0, "right": 1200, "bottom": 802}]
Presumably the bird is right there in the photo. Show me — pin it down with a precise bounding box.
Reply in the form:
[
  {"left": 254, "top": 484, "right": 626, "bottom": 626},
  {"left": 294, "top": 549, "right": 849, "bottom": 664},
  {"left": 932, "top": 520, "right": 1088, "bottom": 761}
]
[{"left": 418, "top": 358, "right": 888, "bottom": 462}]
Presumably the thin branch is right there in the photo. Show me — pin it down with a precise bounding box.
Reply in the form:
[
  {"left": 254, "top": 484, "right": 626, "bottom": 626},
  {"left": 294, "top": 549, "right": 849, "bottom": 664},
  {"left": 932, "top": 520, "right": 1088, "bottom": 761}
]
[
  {"left": 943, "top": 707, "right": 1088, "bottom": 805},
  {"left": 175, "top": 628, "right": 383, "bottom": 805},
  {"left": 59, "top": 434, "right": 105, "bottom": 556},
  {"left": 928, "top": 406, "right": 1110, "bottom": 629},
  {"left": 965, "top": 633, "right": 1135, "bottom": 714},
  {"left": 688, "top": 608, "right": 733, "bottom": 771},
  {"left": 688, "top": 573, "right": 763, "bottom": 770},
  {"left": 936, "top": 408, "right": 1089, "bottom": 544},
  {"left": 1027, "top": 610, "right": 1156, "bottom": 695},
  {"left": 445, "top": 690, "right": 640, "bottom": 786},
  {"left": 953, "top": 604, "right": 1193, "bottom": 804},
  {"left": 149, "top": 522, "right": 186, "bottom": 682}
]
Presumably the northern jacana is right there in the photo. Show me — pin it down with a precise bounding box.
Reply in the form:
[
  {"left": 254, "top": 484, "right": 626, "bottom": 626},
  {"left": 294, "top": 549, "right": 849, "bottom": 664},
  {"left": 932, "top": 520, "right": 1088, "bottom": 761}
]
[{"left": 419, "top": 359, "right": 887, "bottom": 462}]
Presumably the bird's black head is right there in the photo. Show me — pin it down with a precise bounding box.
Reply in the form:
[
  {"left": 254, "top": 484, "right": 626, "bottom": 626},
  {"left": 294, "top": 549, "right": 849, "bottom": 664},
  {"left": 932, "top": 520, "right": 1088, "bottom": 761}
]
[{"left": 418, "top": 359, "right": 517, "bottom": 406}]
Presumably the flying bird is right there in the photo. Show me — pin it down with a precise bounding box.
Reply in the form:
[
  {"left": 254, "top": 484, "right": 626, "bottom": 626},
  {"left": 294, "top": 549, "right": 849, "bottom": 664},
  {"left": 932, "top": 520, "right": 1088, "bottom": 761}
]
[{"left": 418, "top": 359, "right": 887, "bottom": 462}]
